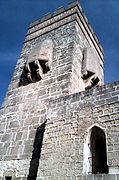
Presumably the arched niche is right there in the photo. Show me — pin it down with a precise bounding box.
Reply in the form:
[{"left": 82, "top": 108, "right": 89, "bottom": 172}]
[
  {"left": 83, "top": 125, "right": 108, "bottom": 175},
  {"left": 24, "top": 39, "right": 54, "bottom": 83},
  {"left": 81, "top": 48, "right": 102, "bottom": 90}
]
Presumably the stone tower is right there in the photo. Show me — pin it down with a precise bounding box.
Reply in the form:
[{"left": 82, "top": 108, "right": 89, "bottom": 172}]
[{"left": 0, "top": 1, "right": 119, "bottom": 180}]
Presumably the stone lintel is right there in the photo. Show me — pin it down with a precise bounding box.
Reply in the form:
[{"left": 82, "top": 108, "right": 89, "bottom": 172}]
[{"left": 25, "top": 2, "right": 103, "bottom": 62}]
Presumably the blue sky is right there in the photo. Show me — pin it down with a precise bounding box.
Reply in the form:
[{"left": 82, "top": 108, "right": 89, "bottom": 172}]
[{"left": 0, "top": 0, "right": 119, "bottom": 106}]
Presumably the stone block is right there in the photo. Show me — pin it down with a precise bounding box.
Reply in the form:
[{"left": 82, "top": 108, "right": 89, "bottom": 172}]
[
  {"left": 36, "top": 177, "right": 45, "bottom": 180},
  {"left": 76, "top": 176, "right": 85, "bottom": 180},
  {"left": 1, "top": 133, "right": 11, "bottom": 142},
  {"left": 85, "top": 175, "right": 94, "bottom": 180},
  {"left": 106, "top": 96, "right": 118, "bottom": 104},
  {"left": 29, "top": 130, "right": 36, "bottom": 139},
  {"left": 9, "top": 146, "right": 19, "bottom": 155},
  {"left": 9, "top": 121, "right": 19, "bottom": 129},
  {"left": 57, "top": 74, "right": 69, "bottom": 81},
  {"left": 15, "top": 132, "right": 22, "bottom": 141},
  {"left": 103, "top": 174, "right": 116, "bottom": 180},
  {"left": 93, "top": 175, "right": 103, "bottom": 180},
  {"left": 0, "top": 123, "right": 6, "bottom": 133},
  {"left": 23, "top": 145, "right": 33, "bottom": 154}
]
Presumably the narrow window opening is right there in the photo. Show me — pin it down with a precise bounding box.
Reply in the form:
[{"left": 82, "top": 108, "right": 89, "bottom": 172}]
[
  {"left": 5, "top": 177, "right": 12, "bottom": 180},
  {"left": 83, "top": 71, "right": 94, "bottom": 80},
  {"left": 85, "top": 74, "right": 99, "bottom": 90},
  {"left": 28, "top": 61, "right": 40, "bottom": 83},
  {"left": 89, "top": 76, "right": 99, "bottom": 87},
  {"left": 81, "top": 48, "right": 100, "bottom": 90},
  {"left": 39, "top": 60, "right": 50, "bottom": 74},
  {"left": 28, "top": 121, "right": 47, "bottom": 180},
  {"left": 90, "top": 126, "right": 108, "bottom": 174},
  {"left": 19, "top": 60, "right": 50, "bottom": 86}
]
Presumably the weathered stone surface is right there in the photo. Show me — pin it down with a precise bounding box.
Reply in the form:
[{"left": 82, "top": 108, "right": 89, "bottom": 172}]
[{"left": 0, "top": 1, "right": 119, "bottom": 179}]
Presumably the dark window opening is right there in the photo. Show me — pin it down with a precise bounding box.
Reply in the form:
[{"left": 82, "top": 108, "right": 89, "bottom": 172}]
[
  {"left": 28, "top": 121, "right": 47, "bottom": 180},
  {"left": 19, "top": 60, "right": 50, "bottom": 86},
  {"left": 5, "top": 177, "right": 12, "bottom": 180},
  {"left": 82, "top": 70, "right": 94, "bottom": 80},
  {"left": 82, "top": 48, "right": 100, "bottom": 90},
  {"left": 90, "top": 76, "right": 99, "bottom": 87},
  {"left": 90, "top": 126, "right": 108, "bottom": 174},
  {"left": 28, "top": 62, "right": 41, "bottom": 83},
  {"left": 85, "top": 73, "right": 99, "bottom": 90},
  {"left": 19, "top": 66, "right": 29, "bottom": 86},
  {"left": 39, "top": 60, "right": 50, "bottom": 74}
]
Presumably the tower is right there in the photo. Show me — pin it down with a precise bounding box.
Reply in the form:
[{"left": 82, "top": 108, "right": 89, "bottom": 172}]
[{"left": 0, "top": 1, "right": 119, "bottom": 180}]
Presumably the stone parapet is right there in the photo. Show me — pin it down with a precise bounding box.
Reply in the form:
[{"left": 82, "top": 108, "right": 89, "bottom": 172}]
[
  {"left": 48, "top": 80, "right": 119, "bottom": 108},
  {"left": 25, "top": 1, "right": 103, "bottom": 62},
  {"left": 38, "top": 81, "right": 119, "bottom": 177}
]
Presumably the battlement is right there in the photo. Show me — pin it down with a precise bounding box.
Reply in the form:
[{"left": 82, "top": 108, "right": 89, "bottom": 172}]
[
  {"left": 25, "top": 1, "right": 103, "bottom": 62},
  {"left": 29, "top": 1, "right": 81, "bottom": 28}
]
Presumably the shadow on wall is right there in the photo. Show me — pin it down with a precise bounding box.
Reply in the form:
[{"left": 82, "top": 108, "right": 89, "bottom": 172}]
[{"left": 28, "top": 121, "right": 47, "bottom": 180}]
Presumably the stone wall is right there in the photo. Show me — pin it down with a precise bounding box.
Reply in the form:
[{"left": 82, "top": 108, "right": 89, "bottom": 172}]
[
  {"left": 0, "top": 21, "right": 75, "bottom": 178},
  {"left": 1, "top": 79, "right": 118, "bottom": 178},
  {"left": 37, "top": 81, "right": 119, "bottom": 179}
]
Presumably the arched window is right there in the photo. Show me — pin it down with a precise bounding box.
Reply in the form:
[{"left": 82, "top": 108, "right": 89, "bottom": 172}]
[
  {"left": 90, "top": 126, "right": 108, "bottom": 174},
  {"left": 83, "top": 125, "right": 108, "bottom": 174},
  {"left": 19, "top": 39, "right": 54, "bottom": 86}
]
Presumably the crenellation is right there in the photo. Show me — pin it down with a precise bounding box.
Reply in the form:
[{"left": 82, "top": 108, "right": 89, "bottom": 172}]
[
  {"left": 27, "top": 8, "right": 77, "bottom": 37},
  {"left": 29, "top": 1, "right": 80, "bottom": 29},
  {"left": 25, "top": 3, "right": 103, "bottom": 64},
  {"left": 67, "top": 0, "right": 80, "bottom": 9},
  {"left": 54, "top": 6, "right": 65, "bottom": 16},
  {"left": 40, "top": 13, "right": 52, "bottom": 22}
]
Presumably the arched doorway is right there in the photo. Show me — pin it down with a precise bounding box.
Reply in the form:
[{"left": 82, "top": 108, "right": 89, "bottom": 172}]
[{"left": 90, "top": 126, "right": 108, "bottom": 174}]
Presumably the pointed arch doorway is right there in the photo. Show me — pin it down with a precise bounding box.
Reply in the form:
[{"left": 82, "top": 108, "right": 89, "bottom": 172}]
[
  {"left": 90, "top": 126, "right": 108, "bottom": 174},
  {"left": 83, "top": 125, "right": 108, "bottom": 174}
]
